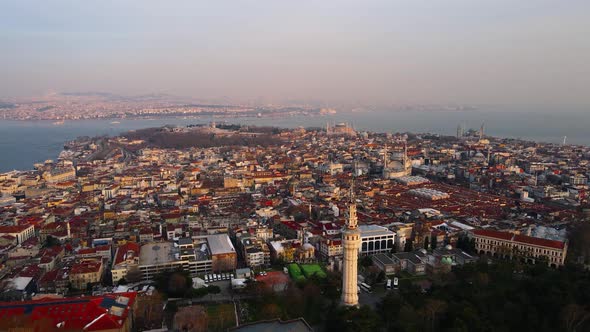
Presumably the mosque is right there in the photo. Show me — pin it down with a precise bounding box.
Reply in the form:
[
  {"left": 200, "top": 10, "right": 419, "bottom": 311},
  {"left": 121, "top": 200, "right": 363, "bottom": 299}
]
[{"left": 382, "top": 144, "right": 412, "bottom": 179}]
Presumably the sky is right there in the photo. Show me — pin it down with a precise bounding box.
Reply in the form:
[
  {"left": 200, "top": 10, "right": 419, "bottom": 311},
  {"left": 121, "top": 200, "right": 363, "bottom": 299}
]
[{"left": 1, "top": 0, "right": 589, "bottom": 108}]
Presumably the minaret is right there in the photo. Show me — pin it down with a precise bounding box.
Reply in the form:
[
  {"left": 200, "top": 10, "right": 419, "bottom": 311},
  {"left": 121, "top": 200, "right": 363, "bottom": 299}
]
[
  {"left": 383, "top": 144, "right": 388, "bottom": 169},
  {"left": 382, "top": 145, "right": 389, "bottom": 179},
  {"left": 479, "top": 123, "right": 485, "bottom": 140},
  {"left": 341, "top": 177, "right": 361, "bottom": 307}
]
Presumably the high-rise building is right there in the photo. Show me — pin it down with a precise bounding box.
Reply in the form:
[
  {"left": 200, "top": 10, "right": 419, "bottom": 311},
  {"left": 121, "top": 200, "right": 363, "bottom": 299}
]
[{"left": 341, "top": 181, "right": 360, "bottom": 307}]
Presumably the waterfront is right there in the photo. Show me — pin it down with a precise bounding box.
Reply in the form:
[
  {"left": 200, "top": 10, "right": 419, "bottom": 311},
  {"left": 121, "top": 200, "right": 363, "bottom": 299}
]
[{"left": 0, "top": 107, "right": 588, "bottom": 172}]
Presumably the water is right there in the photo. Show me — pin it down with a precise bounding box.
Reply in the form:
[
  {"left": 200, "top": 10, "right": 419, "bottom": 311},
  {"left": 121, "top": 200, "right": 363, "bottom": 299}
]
[{"left": 0, "top": 107, "right": 588, "bottom": 172}]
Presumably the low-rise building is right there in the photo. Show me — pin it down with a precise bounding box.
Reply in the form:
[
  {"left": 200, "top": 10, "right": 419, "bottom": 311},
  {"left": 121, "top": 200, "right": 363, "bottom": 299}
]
[
  {"left": 359, "top": 224, "right": 395, "bottom": 256},
  {"left": 473, "top": 229, "right": 568, "bottom": 267},
  {"left": 391, "top": 251, "right": 427, "bottom": 275},
  {"left": 69, "top": 260, "right": 104, "bottom": 290},
  {"left": 0, "top": 224, "right": 35, "bottom": 245},
  {"left": 111, "top": 242, "right": 141, "bottom": 284}
]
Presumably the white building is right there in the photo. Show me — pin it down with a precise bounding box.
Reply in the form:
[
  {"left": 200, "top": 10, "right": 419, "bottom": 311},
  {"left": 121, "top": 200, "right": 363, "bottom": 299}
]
[
  {"left": 0, "top": 224, "right": 35, "bottom": 244},
  {"left": 359, "top": 224, "right": 395, "bottom": 256}
]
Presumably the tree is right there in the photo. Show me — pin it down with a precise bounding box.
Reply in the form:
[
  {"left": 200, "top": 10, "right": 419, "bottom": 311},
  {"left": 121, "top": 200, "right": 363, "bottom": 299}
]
[
  {"left": 125, "top": 265, "right": 143, "bottom": 283},
  {"left": 431, "top": 235, "right": 437, "bottom": 250},
  {"left": 43, "top": 235, "right": 60, "bottom": 248},
  {"left": 173, "top": 305, "right": 208, "bottom": 332},
  {"left": 207, "top": 285, "right": 221, "bottom": 299},
  {"left": 378, "top": 293, "right": 402, "bottom": 330},
  {"left": 423, "top": 299, "right": 447, "bottom": 332},
  {"left": 562, "top": 304, "right": 590, "bottom": 332},
  {"left": 404, "top": 239, "right": 414, "bottom": 252},
  {"left": 361, "top": 255, "right": 373, "bottom": 268},
  {"left": 154, "top": 270, "right": 193, "bottom": 298},
  {"left": 260, "top": 303, "right": 281, "bottom": 320},
  {"left": 325, "top": 305, "right": 381, "bottom": 332}
]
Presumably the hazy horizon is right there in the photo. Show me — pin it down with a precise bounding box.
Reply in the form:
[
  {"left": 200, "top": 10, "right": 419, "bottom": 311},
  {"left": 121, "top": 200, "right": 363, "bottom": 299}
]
[{"left": 2, "top": 0, "right": 589, "bottom": 109}]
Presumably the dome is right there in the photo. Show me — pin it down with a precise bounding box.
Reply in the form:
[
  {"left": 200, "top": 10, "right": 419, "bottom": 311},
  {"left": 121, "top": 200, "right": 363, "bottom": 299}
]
[
  {"left": 441, "top": 257, "right": 453, "bottom": 265},
  {"left": 303, "top": 243, "right": 314, "bottom": 251},
  {"left": 389, "top": 160, "right": 403, "bottom": 170},
  {"left": 445, "top": 244, "right": 453, "bottom": 250}
]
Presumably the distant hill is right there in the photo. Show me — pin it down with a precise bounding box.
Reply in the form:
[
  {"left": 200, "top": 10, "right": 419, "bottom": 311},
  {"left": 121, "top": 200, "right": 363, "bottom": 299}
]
[{"left": 122, "top": 126, "right": 283, "bottom": 149}]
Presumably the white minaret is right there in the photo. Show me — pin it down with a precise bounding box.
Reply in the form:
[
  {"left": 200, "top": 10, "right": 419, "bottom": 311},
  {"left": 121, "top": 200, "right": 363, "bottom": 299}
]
[{"left": 341, "top": 178, "right": 360, "bottom": 307}]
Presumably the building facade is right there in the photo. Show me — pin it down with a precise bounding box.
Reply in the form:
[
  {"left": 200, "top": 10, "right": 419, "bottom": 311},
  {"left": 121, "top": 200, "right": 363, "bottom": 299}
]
[
  {"left": 473, "top": 229, "right": 568, "bottom": 267},
  {"left": 359, "top": 224, "right": 395, "bottom": 256},
  {"left": 341, "top": 192, "right": 360, "bottom": 307}
]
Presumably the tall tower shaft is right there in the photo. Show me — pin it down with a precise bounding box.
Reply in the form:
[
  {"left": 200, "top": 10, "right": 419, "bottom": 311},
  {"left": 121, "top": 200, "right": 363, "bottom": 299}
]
[{"left": 341, "top": 181, "right": 360, "bottom": 307}]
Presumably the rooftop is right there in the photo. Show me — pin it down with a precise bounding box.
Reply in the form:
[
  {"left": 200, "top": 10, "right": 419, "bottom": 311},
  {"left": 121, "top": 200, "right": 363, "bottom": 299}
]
[
  {"left": 230, "top": 318, "right": 313, "bottom": 332},
  {"left": 206, "top": 234, "right": 236, "bottom": 255},
  {"left": 138, "top": 242, "right": 177, "bottom": 266},
  {"left": 359, "top": 224, "right": 395, "bottom": 237}
]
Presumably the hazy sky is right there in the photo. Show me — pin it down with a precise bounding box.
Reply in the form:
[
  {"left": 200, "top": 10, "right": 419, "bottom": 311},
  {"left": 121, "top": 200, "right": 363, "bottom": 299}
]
[{"left": 1, "top": 0, "right": 589, "bottom": 108}]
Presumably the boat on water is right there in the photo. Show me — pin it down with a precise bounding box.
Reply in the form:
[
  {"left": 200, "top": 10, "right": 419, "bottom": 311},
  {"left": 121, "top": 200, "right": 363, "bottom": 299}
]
[
  {"left": 52, "top": 120, "right": 65, "bottom": 125},
  {"left": 111, "top": 121, "right": 121, "bottom": 124}
]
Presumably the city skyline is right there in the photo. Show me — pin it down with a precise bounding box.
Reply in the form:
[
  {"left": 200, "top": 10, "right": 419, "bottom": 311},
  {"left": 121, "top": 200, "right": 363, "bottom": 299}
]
[{"left": 2, "top": 0, "right": 590, "bottom": 108}]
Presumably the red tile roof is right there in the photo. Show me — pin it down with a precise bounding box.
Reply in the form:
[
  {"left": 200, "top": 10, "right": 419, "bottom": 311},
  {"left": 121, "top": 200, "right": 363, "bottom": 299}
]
[
  {"left": 513, "top": 234, "right": 566, "bottom": 250},
  {"left": 70, "top": 261, "right": 102, "bottom": 274},
  {"left": 473, "top": 229, "right": 514, "bottom": 241},
  {"left": 113, "top": 242, "right": 140, "bottom": 266},
  {"left": 473, "top": 229, "right": 566, "bottom": 249},
  {"left": 0, "top": 292, "right": 137, "bottom": 332},
  {"left": 0, "top": 224, "right": 33, "bottom": 234}
]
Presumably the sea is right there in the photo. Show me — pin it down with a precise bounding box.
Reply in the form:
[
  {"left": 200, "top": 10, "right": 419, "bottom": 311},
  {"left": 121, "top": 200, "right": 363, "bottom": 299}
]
[{"left": 0, "top": 107, "right": 588, "bottom": 172}]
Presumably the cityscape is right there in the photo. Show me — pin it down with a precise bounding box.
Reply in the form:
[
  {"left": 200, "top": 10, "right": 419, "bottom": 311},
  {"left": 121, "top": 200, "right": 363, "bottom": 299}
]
[
  {"left": 1, "top": 1, "right": 590, "bottom": 332},
  {"left": 0, "top": 122, "right": 588, "bottom": 331}
]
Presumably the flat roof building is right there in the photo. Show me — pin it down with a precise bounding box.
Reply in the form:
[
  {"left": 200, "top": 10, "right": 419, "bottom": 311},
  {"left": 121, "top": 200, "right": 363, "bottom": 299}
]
[
  {"left": 138, "top": 240, "right": 212, "bottom": 281},
  {"left": 359, "top": 224, "right": 395, "bottom": 256},
  {"left": 205, "top": 234, "right": 237, "bottom": 272}
]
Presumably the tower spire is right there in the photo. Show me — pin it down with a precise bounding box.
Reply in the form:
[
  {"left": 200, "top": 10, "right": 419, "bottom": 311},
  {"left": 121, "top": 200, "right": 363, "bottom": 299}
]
[
  {"left": 347, "top": 176, "right": 358, "bottom": 229},
  {"left": 341, "top": 171, "right": 360, "bottom": 306}
]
